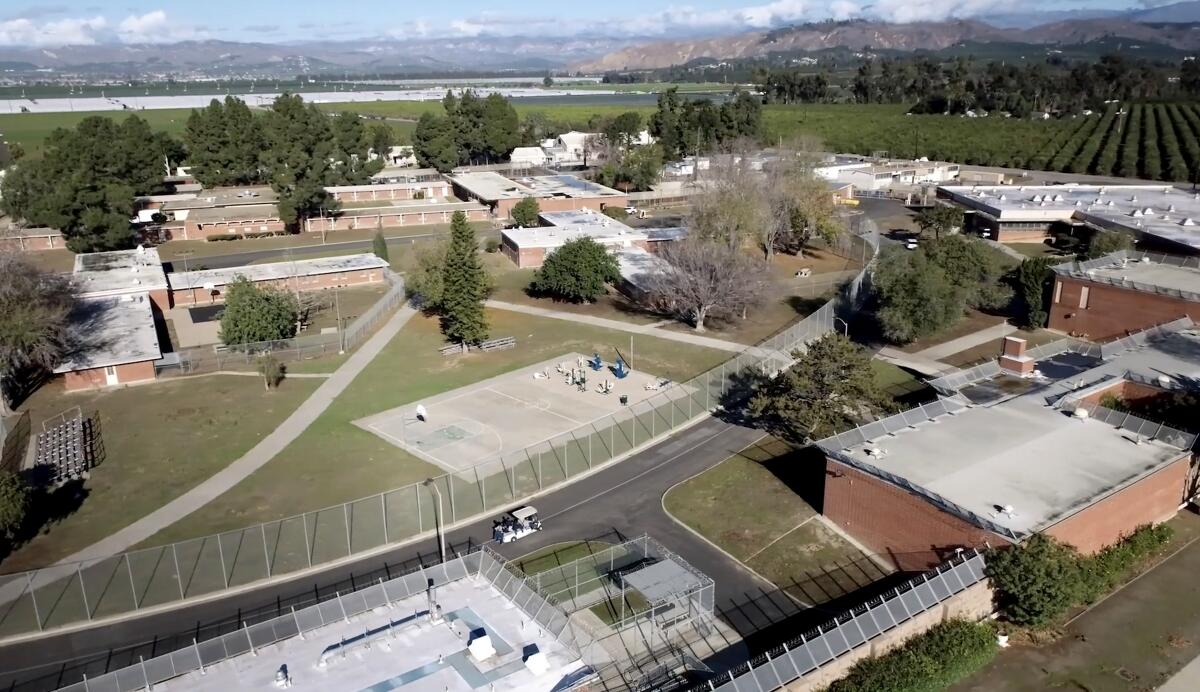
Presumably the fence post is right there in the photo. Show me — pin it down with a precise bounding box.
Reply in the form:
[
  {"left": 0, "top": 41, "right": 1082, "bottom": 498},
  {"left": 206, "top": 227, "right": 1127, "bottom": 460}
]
[
  {"left": 381, "top": 493, "right": 389, "bottom": 544},
  {"left": 125, "top": 553, "right": 140, "bottom": 609},
  {"left": 344, "top": 503, "right": 353, "bottom": 556},
  {"left": 217, "top": 535, "right": 229, "bottom": 588},
  {"left": 172, "top": 543, "right": 185, "bottom": 600},
  {"left": 77, "top": 563, "right": 91, "bottom": 619},
  {"left": 261, "top": 524, "right": 272, "bottom": 577}
]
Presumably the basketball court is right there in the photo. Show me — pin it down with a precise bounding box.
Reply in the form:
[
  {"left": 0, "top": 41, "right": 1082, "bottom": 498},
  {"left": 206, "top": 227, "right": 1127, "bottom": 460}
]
[{"left": 354, "top": 353, "right": 675, "bottom": 474}]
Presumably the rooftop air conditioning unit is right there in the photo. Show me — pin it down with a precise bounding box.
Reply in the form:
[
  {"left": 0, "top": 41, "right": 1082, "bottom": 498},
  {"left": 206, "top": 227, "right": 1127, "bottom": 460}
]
[
  {"left": 1158, "top": 375, "right": 1172, "bottom": 388},
  {"left": 1072, "top": 407, "right": 1090, "bottom": 420},
  {"left": 865, "top": 445, "right": 886, "bottom": 458}
]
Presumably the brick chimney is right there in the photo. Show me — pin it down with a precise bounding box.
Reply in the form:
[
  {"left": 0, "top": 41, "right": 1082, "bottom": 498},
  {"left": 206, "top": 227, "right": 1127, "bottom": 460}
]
[{"left": 999, "top": 336, "right": 1036, "bottom": 377}]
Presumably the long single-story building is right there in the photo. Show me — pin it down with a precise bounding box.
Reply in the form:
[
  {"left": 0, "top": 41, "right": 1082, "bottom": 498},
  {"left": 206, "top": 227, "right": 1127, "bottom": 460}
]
[
  {"left": 302, "top": 201, "right": 491, "bottom": 234},
  {"left": 1049, "top": 251, "right": 1200, "bottom": 340},
  {"left": 0, "top": 226, "right": 65, "bottom": 251},
  {"left": 818, "top": 329, "right": 1200, "bottom": 571},
  {"left": 939, "top": 183, "right": 1200, "bottom": 250},
  {"left": 450, "top": 172, "right": 627, "bottom": 220},
  {"left": 168, "top": 253, "right": 389, "bottom": 306},
  {"left": 324, "top": 180, "right": 452, "bottom": 203},
  {"left": 54, "top": 295, "right": 162, "bottom": 390},
  {"left": 159, "top": 186, "right": 286, "bottom": 240},
  {"left": 72, "top": 247, "right": 171, "bottom": 311},
  {"left": 501, "top": 209, "right": 683, "bottom": 268}
]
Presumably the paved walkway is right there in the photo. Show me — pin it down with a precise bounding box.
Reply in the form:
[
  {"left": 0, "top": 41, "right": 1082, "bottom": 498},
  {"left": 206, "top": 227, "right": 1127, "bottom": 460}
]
[
  {"left": 52, "top": 304, "right": 419, "bottom": 567},
  {"left": 485, "top": 299, "right": 779, "bottom": 358},
  {"left": 1161, "top": 654, "right": 1200, "bottom": 692},
  {"left": 876, "top": 347, "right": 959, "bottom": 377},
  {"left": 912, "top": 321, "right": 1016, "bottom": 361}
]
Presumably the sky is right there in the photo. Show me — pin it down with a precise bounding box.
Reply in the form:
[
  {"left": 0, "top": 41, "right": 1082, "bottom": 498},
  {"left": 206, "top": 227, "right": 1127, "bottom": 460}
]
[{"left": 0, "top": 0, "right": 1163, "bottom": 47}]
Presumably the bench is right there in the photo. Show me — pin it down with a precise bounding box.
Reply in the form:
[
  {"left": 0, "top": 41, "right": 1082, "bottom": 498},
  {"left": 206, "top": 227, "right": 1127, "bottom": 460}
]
[{"left": 439, "top": 336, "right": 517, "bottom": 357}]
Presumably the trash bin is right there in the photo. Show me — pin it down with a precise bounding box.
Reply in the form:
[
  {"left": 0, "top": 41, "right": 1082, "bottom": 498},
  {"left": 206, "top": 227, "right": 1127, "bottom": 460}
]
[{"left": 619, "top": 395, "right": 629, "bottom": 406}]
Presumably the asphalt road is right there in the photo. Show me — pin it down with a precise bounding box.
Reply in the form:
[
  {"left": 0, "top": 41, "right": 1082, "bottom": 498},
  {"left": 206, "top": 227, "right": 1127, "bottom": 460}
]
[{"left": 0, "top": 417, "right": 800, "bottom": 691}]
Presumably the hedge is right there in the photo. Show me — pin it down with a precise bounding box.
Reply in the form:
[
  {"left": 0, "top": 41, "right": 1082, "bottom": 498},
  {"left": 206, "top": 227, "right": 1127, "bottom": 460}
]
[{"left": 828, "top": 619, "right": 997, "bottom": 692}]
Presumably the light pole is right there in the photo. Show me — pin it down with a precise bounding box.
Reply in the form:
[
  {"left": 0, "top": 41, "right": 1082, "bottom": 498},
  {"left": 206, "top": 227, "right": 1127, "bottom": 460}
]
[
  {"left": 833, "top": 317, "right": 849, "bottom": 337},
  {"left": 424, "top": 479, "right": 446, "bottom": 563}
]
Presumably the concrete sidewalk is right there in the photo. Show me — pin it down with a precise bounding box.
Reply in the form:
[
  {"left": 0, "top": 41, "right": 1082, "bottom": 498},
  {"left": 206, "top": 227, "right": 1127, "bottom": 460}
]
[
  {"left": 913, "top": 321, "right": 1016, "bottom": 361},
  {"left": 1160, "top": 655, "right": 1200, "bottom": 692},
  {"left": 51, "top": 304, "right": 418, "bottom": 566}
]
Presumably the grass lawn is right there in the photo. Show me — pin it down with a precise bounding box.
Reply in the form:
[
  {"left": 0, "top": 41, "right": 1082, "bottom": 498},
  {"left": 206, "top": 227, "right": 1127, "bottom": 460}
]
[
  {"left": 2, "top": 375, "right": 320, "bottom": 571},
  {"left": 301, "top": 284, "right": 389, "bottom": 333},
  {"left": 20, "top": 249, "right": 75, "bottom": 273},
  {"left": 141, "top": 308, "right": 730, "bottom": 544},
  {"left": 872, "top": 360, "right": 933, "bottom": 404},
  {"left": 590, "top": 590, "right": 652, "bottom": 626},
  {"left": 513, "top": 540, "right": 614, "bottom": 576},
  {"left": 485, "top": 253, "right": 661, "bottom": 326},
  {"left": 898, "top": 310, "right": 1008, "bottom": 354},
  {"left": 939, "top": 328, "right": 1064, "bottom": 368},
  {"left": 664, "top": 437, "right": 888, "bottom": 605}
]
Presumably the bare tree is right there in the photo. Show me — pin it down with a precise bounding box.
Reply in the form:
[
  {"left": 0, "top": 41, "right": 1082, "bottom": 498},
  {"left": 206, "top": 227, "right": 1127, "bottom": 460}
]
[
  {"left": 688, "top": 153, "right": 768, "bottom": 252},
  {"left": 0, "top": 251, "right": 77, "bottom": 415},
  {"left": 644, "top": 239, "right": 767, "bottom": 332}
]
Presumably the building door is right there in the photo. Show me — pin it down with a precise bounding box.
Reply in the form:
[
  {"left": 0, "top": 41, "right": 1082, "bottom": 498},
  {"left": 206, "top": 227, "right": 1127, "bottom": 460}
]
[{"left": 104, "top": 365, "right": 118, "bottom": 386}]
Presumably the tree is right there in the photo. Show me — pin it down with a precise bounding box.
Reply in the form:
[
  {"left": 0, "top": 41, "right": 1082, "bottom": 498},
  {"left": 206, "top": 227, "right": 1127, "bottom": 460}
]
[
  {"left": 645, "top": 240, "right": 767, "bottom": 331},
  {"left": 218, "top": 277, "right": 299, "bottom": 345},
  {"left": 0, "top": 252, "right": 77, "bottom": 415},
  {"left": 256, "top": 355, "right": 285, "bottom": 390},
  {"left": 0, "top": 471, "right": 30, "bottom": 541},
  {"left": 748, "top": 334, "right": 891, "bottom": 442},
  {"left": 1086, "top": 229, "right": 1133, "bottom": 259},
  {"left": 986, "top": 534, "right": 1084, "bottom": 626},
  {"left": 916, "top": 205, "right": 965, "bottom": 240},
  {"left": 1016, "top": 257, "right": 1054, "bottom": 327},
  {"left": 873, "top": 248, "right": 965, "bottom": 344},
  {"left": 688, "top": 156, "right": 769, "bottom": 251},
  {"left": 369, "top": 124, "right": 396, "bottom": 163},
  {"left": 769, "top": 155, "right": 842, "bottom": 260},
  {"left": 258, "top": 94, "right": 342, "bottom": 229},
  {"left": 439, "top": 212, "right": 490, "bottom": 346},
  {"left": 413, "top": 112, "right": 461, "bottom": 173},
  {"left": 531, "top": 238, "right": 620, "bottom": 303},
  {"left": 405, "top": 238, "right": 448, "bottom": 310},
  {"left": 922, "top": 235, "right": 1013, "bottom": 310},
  {"left": 602, "top": 111, "right": 643, "bottom": 149},
  {"left": 511, "top": 197, "right": 541, "bottom": 228},
  {"left": 543, "top": 75, "right": 554, "bottom": 87},
  {"left": 184, "top": 96, "right": 265, "bottom": 186},
  {"left": 372, "top": 229, "right": 389, "bottom": 262},
  {"left": 0, "top": 114, "right": 175, "bottom": 251}
]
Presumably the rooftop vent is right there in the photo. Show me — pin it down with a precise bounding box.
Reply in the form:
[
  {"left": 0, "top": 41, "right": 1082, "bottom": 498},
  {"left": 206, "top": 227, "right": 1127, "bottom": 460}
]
[
  {"left": 1182, "top": 218, "right": 1196, "bottom": 226},
  {"left": 1072, "top": 407, "right": 1090, "bottom": 420},
  {"left": 1158, "top": 375, "right": 1172, "bottom": 388},
  {"left": 865, "top": 444, "right": 887, "bottom": 459}
]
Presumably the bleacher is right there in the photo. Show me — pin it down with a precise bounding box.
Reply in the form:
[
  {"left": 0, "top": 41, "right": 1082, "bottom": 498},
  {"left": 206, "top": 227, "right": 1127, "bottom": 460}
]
[{"left": 34, "top": 413, "right": 95, "bottom": 485}]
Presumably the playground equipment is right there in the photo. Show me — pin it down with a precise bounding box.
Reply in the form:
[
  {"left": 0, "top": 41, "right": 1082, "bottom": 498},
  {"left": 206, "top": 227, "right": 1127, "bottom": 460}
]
[
  {"left": 612, "top": 358, "right": 629, "bottom": 379},
  {"left": 588, "top": 353, "right": 603, "bottom": 371},
  {"left": 596, "top": 380, "right": 614, "bottom": 394},
  {"left": 492, "top": 506, "right": 542, "bottom": 543}
]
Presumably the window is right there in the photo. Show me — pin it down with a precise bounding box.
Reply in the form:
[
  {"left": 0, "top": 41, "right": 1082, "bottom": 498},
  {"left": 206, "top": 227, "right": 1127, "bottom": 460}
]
[
  {"left": 1054, "top": 281, "right": 1062, "bottom": 304},
  {"left": 105, "top": 366, "right": 116, "bottom": 376},
  {"left": 1079, "top": 286, "right": 1090, "bottom": 309}
]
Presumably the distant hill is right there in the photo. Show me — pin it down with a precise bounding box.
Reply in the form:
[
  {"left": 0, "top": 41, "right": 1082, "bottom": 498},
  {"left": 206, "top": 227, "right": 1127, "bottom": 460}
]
[
  {"left": 571, "top": 16, "right": 1200, "bottom": 72},
  {"left": 1126, "top": 1, "right": 1200, "bottom": 23}
]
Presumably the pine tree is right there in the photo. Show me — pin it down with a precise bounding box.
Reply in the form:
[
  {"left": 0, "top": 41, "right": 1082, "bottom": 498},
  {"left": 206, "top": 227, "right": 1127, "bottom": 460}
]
[
  {"left": 372, "top": 229, "right": 389, "bottom": 262},
  {"left": 439, "top": 212, "right": 489, "bottom": 347}
]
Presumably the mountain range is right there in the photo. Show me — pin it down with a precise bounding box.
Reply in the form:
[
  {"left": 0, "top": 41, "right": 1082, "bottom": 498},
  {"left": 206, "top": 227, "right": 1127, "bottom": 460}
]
[{"left": 3, "top": 3, "right": 1200, "bottom": 78}]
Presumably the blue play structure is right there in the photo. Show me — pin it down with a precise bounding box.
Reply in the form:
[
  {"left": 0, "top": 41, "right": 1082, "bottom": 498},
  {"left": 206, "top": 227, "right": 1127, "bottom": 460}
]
[
  {"left": 612, "top": 358, "right": 629, "bottom": 379},
  {"left": 588, "top": 353, "right": 603, "bottom": 371}
]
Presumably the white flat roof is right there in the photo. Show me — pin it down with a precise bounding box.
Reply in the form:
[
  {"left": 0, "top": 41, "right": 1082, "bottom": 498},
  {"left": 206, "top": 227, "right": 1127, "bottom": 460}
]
[
  {"left": 72, "top": 247, "right": 168, "bottom": 297},
  {"left": 615, "top": 247, "right": 670, "bottom": 292},
  {"left": 512, "top": 175, "right": 625, "bottom": 199},
  {"left": 326, "top": 180, "right": 447, "bottom": 193},
  {"left": 338, "top": 201, "right": 488, "bottom": 216},
  {"left": 169, "top": 253, "right": 387, "bottom": 291},
  {"left": 451, "top": 172, "right": 538, "bottom": 201},
  {"left": 941, "top": 184, "right": 1200, "bottom": 251},
  {"left": 54, "top": 295, "right": 161, "bottom": 372},
  {"left": 504, "top": 210, "right": 646, "bottom": 249},
  {"left": 162, "top": 575, "right": 582, "bottom": 692},
  {"left": 1055, "top": 254, "right": 1200, "bottom": 300},
  {"left": 823, "top": 328, "right": 1200, "bottom": 537}
]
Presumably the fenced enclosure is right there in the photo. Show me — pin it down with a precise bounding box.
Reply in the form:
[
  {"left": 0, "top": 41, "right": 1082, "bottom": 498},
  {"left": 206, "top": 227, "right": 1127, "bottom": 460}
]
[
  {"left": 154, "top": 270, "right": 406, "bottom": 376},
  {"left": 0, "top": 223, "right": 879, "bottom": 640}
]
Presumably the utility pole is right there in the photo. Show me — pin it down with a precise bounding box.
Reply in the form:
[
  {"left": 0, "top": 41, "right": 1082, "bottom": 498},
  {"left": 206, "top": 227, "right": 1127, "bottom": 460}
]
[{"left": 424, "top": 479, "right": 446, "bottom": 563}]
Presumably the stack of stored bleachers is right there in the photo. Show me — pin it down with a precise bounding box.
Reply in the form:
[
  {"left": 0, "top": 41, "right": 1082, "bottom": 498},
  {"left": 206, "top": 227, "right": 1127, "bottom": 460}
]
[{"left": 34, "top": 415, "right": 93, "bottom": 485}]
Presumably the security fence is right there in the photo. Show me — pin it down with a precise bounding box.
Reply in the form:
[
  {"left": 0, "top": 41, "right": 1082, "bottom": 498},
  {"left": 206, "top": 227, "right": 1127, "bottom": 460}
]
[
  {"left": 1099, "top": 316, "right": 1194, "bottom": 360},
  {"left": 1052, "top": 399, "right": 1198, "bottom": 451},
  {"left": 1053, "top": 250, "right": 1200, "bottom": 303},
  {"left": 928, "top": 337, "right": 1102, "bottom": 395},
  {"left": 0, "top": 224, "right": 879, "bottom": 640},
  {"left": 690, "top": 549, "right": 988, "bottom": 692},
  {"left": 155, "top": 270, "right": 406, "bottom": 375}
]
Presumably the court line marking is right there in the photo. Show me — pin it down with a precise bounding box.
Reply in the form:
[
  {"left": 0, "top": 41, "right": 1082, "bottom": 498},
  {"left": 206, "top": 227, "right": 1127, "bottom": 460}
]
[{"left": 486, "top": 387, "right": 585, "bottom": 425}]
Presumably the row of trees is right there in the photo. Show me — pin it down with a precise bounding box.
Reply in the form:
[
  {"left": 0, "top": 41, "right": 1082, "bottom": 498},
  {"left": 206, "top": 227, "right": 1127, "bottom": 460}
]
[
  {"left": 649, "top": 87, "right": 764, "bottom": 159},
  {"left": 412, "top": 91, "right": 521, "bottom": 172},
  {"left": 0, "top": 116, "right": 183, "bottom": 251}
]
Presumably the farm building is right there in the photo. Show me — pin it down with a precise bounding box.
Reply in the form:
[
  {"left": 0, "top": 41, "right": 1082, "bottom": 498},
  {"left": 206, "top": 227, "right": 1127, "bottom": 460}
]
[
  {"left": 939, "top": 183, "right": 1200, "bottom": 250},
  {"left": 501, "top": 209, "right": 684, "bottom": 269},
  {"left": 1049, "top": 251, "right": 1200, "bottom": 340},
  {"left": 303, "top": 201, "right": 491, "bottom": 233},
  {"left": 168, "top": 253, "right": 388, "bottom": 306},
  {"left": 450, "top": 172, "right": 627, "bottom": 220},
  {"left": 817, "top": 327, "right": 1200, "bottom": 571}
]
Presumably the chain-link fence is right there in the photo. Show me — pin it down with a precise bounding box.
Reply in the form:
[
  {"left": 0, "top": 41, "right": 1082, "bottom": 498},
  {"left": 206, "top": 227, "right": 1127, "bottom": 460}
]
[
  {"left": 154, "top": 270, "right": 405, "bottom": 375},
  {"left": 0, "top": 224, "right": 880, "bottom": 640}
]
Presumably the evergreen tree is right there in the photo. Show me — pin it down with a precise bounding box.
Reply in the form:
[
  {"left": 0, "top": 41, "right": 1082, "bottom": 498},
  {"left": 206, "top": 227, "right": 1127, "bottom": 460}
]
[
  {"left": 1017, "top": 257, "right": 1054, "bottom": 328},
  {"left": 0, "top": 471, "right": 30, "bottom": 541},
  {"left": 369, "top": 124, "right": 396, "bottom": 162},
  {"left": 530, "top": 238, "right": 620, "bottom": 303},
  {"left": 259, "top": 94, "right": 341, "bottom": 228},
  {"left": 372, "top": 229, "right": 390, "bottom": 262},
  {"left": 439, "top": 212, "right": 489, "bottom": 346},
  {"left": 413, "top": 113, "right": 461, "bottom": 173},
  {"left": 218, "top": 277, "right": 299, "bottom": 345},
  {"left": 873, "top": 248, "right": 965, "bottom": 344}
]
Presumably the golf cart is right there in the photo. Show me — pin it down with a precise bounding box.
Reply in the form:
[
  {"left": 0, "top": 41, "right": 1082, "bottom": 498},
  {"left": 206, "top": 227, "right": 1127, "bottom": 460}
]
[{"left": 493, "top": 506, "right": 542, "bottom": 543}]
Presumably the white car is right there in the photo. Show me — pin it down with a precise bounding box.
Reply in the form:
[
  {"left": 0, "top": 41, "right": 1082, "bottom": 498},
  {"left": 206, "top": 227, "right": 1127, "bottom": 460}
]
[
  {"left": 493, "top": 506, "right": 542, "bottom": 543},
  {"left": 905, "top": 239, "right": 920, "bottom": 250}
]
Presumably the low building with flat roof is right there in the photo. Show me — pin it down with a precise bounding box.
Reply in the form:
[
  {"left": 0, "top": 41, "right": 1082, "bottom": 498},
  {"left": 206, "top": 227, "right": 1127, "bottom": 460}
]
[
  {"left": 169, "top": 253, "right": 388, "bottom": 306},
  {"left": 451, "top": 172, "right": 627, "bottom": 219},
  {"left": 303, "top": 201, "right": 491, "bottom": 234},
  {"left": 156, "top": 186, "right": 285, "bottom": 240},
  {"left": 1049, "top": 251, "right": 1200, "bottom": 340},
  {"left": 818, "top": 327, "right": 1200, "bottom": 570},
  {"left": 940, "top": 183, "right": 1200, "bottom": 250},
  {"left": 615, "top": 247, "right": 671, "bottom": 299},
  {"left": 372, "top": 166, "right": 443, "bottom": 184},
  {"left": 72, "top": 247, "right": 170, "bottom": 310},
  {"left": 502, "top": 209, "right": 672, "bottom": 268},
  {"left": 324, "top": 179, "right": 451, "bottom": 203},
  {"left": 54, "top": 295, "right": 162, "bottom": 390},
  {"left": 0, "top": 226, "right": 64, "bottom": 252}
]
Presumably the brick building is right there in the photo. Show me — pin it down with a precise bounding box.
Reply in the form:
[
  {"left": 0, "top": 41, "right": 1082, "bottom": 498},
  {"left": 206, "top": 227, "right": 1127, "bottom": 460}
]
[
  {"left": 160, "top": 186, "right": 285, "bottom": 240},
  {"left": 168, "top": 254, "right": 388, "bottom": 307},
  {"left": 816, "top": 327, "right": 1200, "bottom": 571},
  {"left": 303, "top": 201, "right": 491, "bottom": 234},
  {"left": 501, "top": 209, "right": 686, "bottom": 269},
  {"left": 450, "top": 172, "right": 627, "bottom": 220},
  {"left": 0, "top": 227, "right": 65, "bottom": 251},
  {"left": 1049, "top": 252, "right": 1200, "bottom": 340}
]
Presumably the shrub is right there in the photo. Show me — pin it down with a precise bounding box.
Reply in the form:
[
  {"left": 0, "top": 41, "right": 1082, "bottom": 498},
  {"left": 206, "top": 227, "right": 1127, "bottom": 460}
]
[
  {"left": 829, "top": 619, "right": 997, "bottom": 692},
  {"left": 511, "top": 196, "right": 541, "bottom": 228},
  {"left": 530, "top": 237, "right": 620, "bottom": 303},
  {"left": 0, "top": 472, "right": 30, "bottom": 541},
  {"left": 256, "top": 355, "right": 285, "bottom": 390},
  {"left": 484, "top": 237, "right": 501, "bottom": 253}
]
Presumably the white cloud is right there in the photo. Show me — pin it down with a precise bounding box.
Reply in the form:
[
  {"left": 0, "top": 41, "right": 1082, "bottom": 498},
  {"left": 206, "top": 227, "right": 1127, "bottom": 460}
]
[
  {"left": 0, "top": 9, "right": 202, "bottom": 47},
  {"left": 868, "top": 0, "right": 1018, "bottom": 23},
  {"left": 449, "top": 19, "right": 486, "bottom": 37}
]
